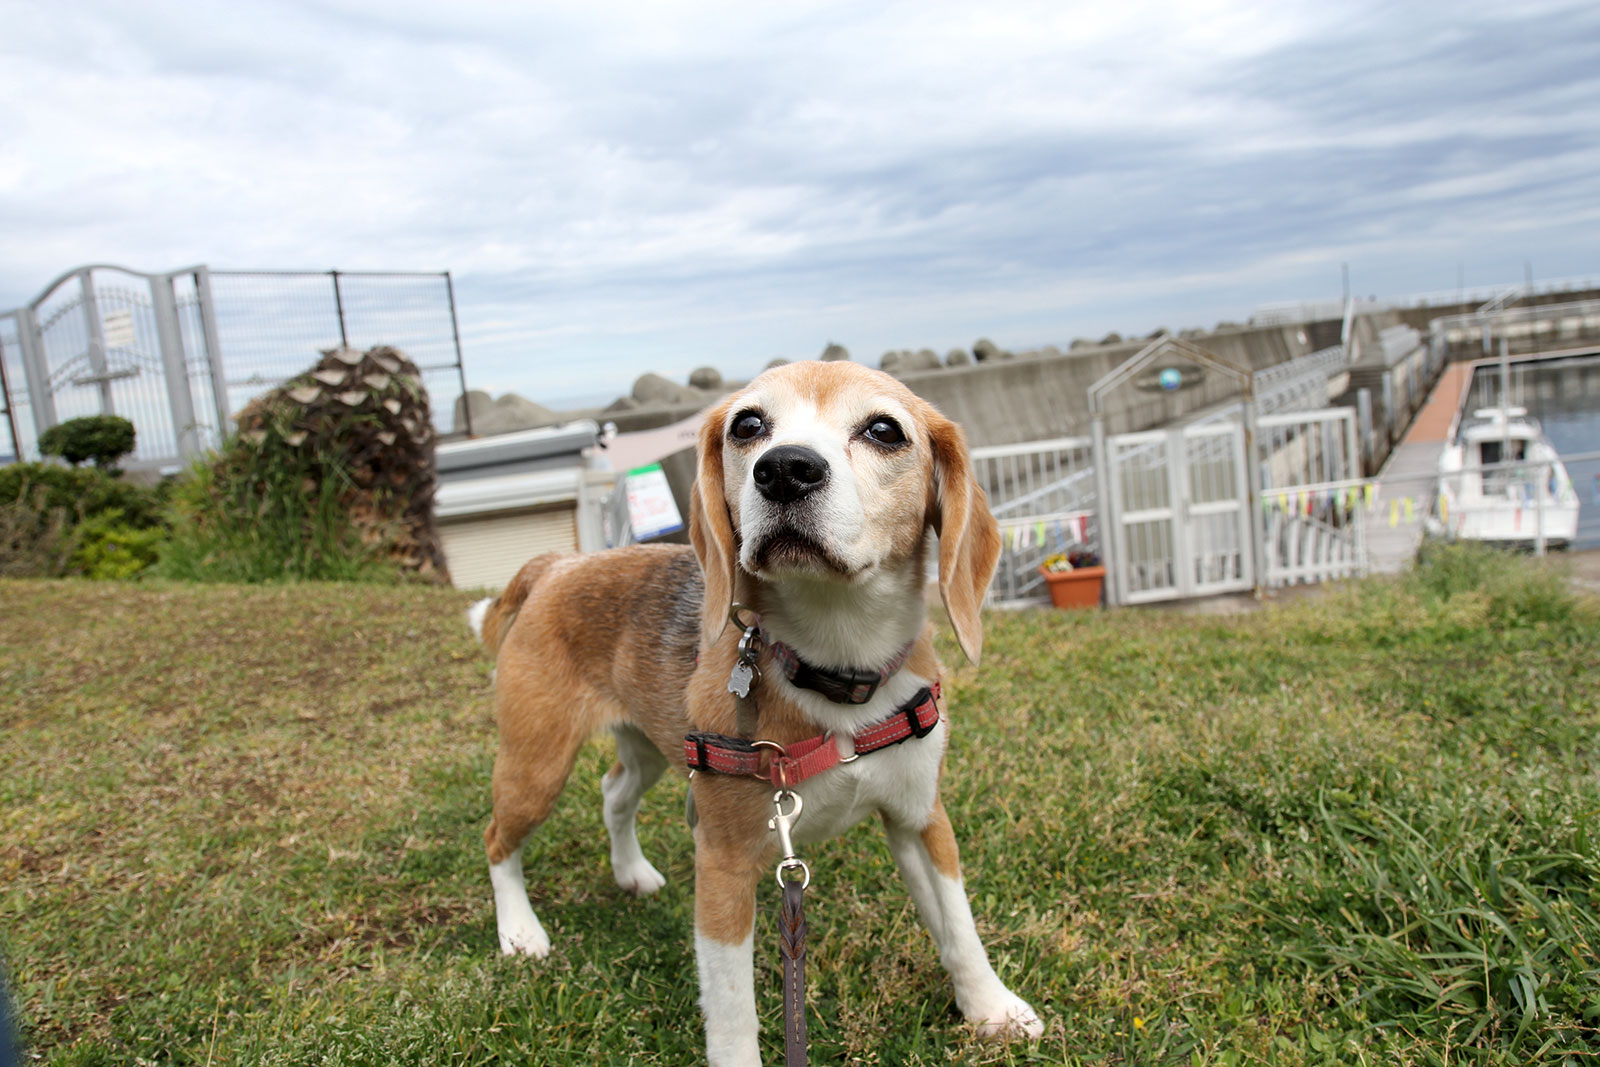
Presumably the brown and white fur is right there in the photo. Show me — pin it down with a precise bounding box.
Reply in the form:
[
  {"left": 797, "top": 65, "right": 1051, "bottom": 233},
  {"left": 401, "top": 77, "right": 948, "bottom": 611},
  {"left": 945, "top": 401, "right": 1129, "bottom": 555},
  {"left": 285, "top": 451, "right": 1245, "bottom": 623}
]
[{"left": 470, "top": 360, "right": 1043, "bottom": 1064}]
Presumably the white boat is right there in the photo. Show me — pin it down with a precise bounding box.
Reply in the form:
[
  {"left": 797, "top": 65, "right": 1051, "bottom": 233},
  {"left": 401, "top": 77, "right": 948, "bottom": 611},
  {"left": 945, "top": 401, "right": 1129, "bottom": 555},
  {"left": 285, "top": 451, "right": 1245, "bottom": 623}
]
[{"left": 1437, "top": 407, "right": 1580, "bottom": 547}]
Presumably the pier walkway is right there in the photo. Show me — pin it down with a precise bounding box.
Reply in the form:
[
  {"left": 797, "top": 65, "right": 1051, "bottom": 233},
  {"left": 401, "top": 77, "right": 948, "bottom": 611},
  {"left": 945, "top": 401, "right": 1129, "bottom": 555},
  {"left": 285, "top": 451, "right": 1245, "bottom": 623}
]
[{"left": 1367, "top": 362, "right": 1473, "bottom": 573}]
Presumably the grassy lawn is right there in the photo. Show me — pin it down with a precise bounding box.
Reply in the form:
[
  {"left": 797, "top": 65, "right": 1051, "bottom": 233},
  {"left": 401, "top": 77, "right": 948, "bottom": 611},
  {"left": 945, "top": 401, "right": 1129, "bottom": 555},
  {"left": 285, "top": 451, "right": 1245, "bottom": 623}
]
[{"left": 3, "top": 548, "right": 1598, "bottom": 1065}]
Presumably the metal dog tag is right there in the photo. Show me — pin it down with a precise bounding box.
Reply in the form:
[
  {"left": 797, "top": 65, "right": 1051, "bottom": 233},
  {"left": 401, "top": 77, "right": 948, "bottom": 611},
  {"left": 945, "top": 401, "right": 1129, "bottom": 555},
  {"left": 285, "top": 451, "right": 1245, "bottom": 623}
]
[{"left": 727, "top": 660, "right": 755, "bottom": 699}]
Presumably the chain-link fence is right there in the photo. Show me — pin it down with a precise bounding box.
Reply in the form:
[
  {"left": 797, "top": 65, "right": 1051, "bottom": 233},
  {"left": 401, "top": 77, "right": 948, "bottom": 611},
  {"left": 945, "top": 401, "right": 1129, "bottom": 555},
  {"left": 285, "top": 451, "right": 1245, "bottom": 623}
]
[{"left": 208, "top": 270, "right": 470, "bottom": 435}]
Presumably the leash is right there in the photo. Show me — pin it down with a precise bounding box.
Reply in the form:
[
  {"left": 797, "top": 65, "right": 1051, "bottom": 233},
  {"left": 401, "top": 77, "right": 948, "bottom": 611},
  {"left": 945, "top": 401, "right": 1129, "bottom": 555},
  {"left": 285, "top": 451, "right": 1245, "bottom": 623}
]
[{"left": 770, "top": 790, "right": 809, "bottom": 1066}]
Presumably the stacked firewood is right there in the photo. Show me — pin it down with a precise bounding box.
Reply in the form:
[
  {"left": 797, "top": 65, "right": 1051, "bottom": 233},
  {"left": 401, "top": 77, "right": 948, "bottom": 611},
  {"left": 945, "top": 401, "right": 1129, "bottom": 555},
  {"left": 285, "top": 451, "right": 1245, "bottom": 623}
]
[{"left": 231, "top": 344, "right": 450, "bottom": 582}]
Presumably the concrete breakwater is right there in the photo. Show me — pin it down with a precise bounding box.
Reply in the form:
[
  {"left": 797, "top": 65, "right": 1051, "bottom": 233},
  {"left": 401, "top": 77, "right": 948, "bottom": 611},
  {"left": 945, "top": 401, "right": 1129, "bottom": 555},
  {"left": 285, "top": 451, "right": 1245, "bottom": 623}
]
[{"left": 455, "top": 318, "right": 1336, "bottom": 449}]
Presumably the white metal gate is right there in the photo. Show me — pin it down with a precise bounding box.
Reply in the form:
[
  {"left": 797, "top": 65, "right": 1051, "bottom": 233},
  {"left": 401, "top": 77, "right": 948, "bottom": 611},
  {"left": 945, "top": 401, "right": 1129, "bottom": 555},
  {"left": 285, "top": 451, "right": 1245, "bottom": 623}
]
[
  {"left": 1106, "top": 421, "right": 1253, "bottom": 603},
  {"left": 1, "top": 264, "right": 228, "bottom": 468},
  {"left": 1257, "top": 408, "right": 1365, "bottom": 587}
]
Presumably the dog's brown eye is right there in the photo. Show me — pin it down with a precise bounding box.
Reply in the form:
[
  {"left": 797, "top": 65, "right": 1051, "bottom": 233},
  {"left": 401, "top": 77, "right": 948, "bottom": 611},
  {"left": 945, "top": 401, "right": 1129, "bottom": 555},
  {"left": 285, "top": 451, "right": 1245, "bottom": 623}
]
[
  {"left": 863, "top": 417, "right": 905, "bottom": 446},
  {"left": 730, "top": 411, "right": 767, "bottom": 441}
]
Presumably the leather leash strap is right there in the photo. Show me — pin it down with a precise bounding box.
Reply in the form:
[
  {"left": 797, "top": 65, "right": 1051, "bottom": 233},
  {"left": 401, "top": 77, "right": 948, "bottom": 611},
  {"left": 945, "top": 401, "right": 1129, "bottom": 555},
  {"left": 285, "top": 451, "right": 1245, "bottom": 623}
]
[{"left": 780, "top": 878, "right": 808, "bottom": 1066}]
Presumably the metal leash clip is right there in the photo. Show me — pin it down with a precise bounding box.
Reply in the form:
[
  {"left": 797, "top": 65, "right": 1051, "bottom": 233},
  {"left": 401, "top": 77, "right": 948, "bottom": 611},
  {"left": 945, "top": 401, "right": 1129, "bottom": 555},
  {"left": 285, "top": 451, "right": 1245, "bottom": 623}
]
[{"left": 769, "top": 790, "right": 810, "bottom": 889}]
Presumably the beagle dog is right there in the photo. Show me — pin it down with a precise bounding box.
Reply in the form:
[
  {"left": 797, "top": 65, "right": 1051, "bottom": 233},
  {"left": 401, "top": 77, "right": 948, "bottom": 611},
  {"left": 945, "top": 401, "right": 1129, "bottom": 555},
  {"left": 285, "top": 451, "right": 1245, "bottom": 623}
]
[{"left": 470, "top": 359, "right": 1043, "bottom": 1064}]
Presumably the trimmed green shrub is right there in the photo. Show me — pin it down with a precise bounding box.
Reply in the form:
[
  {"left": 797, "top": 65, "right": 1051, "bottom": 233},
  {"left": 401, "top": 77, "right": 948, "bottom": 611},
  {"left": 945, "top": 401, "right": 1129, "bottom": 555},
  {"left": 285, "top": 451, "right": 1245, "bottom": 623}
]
[
  {"left": 0, "top": 463, "right": 166, "bottom": 578},
  {"left": 71, "top": 508, "right": 166, "bottom": 579},
  {"left": 38, "top": 415, "right": 137, "bottom": 470},
  {"left": 0, "top": 462, "right": 165, "bottom": 530}
]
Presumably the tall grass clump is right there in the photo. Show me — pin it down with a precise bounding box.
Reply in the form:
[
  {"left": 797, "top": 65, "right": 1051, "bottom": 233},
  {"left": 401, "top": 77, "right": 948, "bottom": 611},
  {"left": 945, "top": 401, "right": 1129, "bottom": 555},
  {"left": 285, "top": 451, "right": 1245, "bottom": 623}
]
[
  {"left": 0, "top": 483, "right": 77, "bottom": 577},
  {"left": 156, "top": 438, "right": 397, "bottom": 583},
  {"left": 155, "top": 344, "right": 447, "bottom": 584},
  {"left": 154, "top": 344, "right": 447, "bottom": 584}
]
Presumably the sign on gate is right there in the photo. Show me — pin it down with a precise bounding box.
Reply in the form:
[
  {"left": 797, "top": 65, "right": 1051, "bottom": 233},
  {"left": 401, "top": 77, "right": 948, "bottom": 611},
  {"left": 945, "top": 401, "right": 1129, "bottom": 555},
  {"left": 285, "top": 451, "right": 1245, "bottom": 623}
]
[{"left": 102, "top": 310, "right": 136, "bottom": 349}]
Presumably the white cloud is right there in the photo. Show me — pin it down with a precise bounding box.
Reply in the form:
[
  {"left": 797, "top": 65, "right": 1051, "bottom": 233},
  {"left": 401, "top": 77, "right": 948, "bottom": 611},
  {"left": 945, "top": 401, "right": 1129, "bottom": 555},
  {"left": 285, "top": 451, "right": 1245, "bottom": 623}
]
[{"left": 1, "top": 0, "right": 1597, "bottom": 409}]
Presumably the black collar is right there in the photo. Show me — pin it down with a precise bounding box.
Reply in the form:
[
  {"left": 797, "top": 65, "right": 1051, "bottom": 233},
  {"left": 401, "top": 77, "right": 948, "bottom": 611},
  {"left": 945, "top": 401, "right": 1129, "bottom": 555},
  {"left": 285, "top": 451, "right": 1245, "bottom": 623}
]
[{"left": 764, "top": 634, "right": 915, "bottom": 705}]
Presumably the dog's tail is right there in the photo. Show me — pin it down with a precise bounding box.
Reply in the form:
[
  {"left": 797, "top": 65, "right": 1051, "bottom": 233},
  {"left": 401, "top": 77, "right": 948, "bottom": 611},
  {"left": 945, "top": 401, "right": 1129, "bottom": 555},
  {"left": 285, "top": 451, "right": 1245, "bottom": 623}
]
[{"left": 466, "top": 555, "right": 556, "bottom": 656}]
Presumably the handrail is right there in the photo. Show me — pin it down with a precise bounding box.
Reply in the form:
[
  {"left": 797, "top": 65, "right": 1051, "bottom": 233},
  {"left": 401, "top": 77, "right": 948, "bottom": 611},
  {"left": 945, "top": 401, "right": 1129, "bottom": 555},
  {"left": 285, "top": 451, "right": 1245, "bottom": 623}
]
[
  {"left": 969, "top": 434, "right": 1092, "bottom": 460},
  {"left": 1429, "top": 297, "right": 1600, "bottom": 335},
  {"left": 1476, "top": 285, "right": 1523, "bottom": 315},
  {"left": 1251, "top": 276, "right": 1600, "bottom": 323}
]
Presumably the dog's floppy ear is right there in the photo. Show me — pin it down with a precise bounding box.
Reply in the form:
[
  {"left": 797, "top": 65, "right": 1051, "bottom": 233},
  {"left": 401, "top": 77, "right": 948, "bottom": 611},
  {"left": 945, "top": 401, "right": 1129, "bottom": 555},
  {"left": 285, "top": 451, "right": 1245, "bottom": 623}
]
[
  {"left": 927, "top": 411, "right": 1001, "bottom": 665},
  {"left": 688, "top": 402, "right": 738, "bottom": 651}
]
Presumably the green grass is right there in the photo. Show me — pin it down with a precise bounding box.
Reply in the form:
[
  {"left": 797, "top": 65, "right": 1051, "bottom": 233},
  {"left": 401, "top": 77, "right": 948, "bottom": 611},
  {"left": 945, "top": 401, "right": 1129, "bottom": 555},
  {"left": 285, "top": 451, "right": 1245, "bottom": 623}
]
[{"left": 3, "top": 547, "right": 1598, "bottom": 1064}]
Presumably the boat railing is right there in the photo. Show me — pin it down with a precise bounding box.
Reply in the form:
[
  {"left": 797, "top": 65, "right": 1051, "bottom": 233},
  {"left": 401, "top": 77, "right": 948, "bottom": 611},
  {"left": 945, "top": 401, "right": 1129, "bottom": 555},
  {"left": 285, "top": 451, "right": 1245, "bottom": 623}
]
[{"left": 1441, "top": 454, "right": 1577, "bottom": 504}]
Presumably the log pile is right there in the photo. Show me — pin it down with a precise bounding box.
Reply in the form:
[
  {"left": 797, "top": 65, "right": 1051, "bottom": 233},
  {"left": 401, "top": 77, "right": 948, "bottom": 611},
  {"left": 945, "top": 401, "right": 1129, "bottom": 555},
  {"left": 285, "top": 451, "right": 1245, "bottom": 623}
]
[{"left": 231, "top": 344, "right": 450, "bottom": 582}]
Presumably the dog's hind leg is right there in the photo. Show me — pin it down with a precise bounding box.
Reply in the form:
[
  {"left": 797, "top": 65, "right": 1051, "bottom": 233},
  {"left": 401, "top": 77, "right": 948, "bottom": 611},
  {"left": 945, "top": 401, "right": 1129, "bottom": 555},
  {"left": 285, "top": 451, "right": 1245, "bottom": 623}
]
[
  {"left": 602, "top": 724, "right": 669, "bottom": 895},
  {"left": 484, "top": 700, "right": 592, "bottom": 958}
]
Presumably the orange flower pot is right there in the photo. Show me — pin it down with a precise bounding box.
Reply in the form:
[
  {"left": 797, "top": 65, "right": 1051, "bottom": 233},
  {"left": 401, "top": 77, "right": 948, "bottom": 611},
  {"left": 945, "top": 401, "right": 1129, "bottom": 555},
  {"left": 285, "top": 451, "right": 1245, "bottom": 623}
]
[{"left": 1039, "top": 565, "right": 1105, "bottom": 610}]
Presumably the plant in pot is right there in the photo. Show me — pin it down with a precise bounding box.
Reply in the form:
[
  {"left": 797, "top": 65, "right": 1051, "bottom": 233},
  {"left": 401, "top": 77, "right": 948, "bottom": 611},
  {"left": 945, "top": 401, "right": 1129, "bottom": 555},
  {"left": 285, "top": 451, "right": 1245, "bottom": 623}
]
[{"left": 1038, "top": 546, "right": 1104, "bottom": 609}]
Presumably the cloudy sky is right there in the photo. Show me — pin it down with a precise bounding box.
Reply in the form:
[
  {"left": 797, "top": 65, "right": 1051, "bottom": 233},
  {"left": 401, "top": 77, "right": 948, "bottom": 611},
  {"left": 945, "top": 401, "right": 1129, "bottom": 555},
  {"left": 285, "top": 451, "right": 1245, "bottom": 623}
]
[{"left": 3, "top": 0, "right": 1598, "bottom": 407}]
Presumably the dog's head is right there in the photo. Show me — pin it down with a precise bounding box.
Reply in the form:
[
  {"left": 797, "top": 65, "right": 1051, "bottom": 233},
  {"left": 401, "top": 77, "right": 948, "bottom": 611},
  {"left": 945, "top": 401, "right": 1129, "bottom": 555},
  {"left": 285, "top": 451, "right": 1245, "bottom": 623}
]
[{"left": 688, "top": 360, "right": 1000, "bottom": 664}]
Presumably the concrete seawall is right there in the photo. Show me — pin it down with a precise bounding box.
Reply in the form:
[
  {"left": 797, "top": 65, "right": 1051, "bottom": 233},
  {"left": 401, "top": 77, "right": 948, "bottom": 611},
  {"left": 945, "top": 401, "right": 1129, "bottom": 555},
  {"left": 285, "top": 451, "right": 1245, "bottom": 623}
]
[
  {"left": 601, "top": 321, "right": 1321, "bottom": 450},
  {"left": 598, "top": 321, "right": 1326, "bottom": 541},
  {"left": 892, "top": 323, "right": 1316, "bottom": 446}
]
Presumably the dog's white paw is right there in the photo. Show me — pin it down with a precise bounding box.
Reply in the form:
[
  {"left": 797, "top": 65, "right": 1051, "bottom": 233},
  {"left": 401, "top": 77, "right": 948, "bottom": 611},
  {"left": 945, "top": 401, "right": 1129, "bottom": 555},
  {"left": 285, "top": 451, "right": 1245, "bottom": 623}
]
[
  {"left": 614, "top": 858, "right": 667, "bottom": 896},
  {"left": 971, "top": 994, "right": 1044, "bottom": 1040},
  {"left": 497, "top": 915, "right": 551, "bottom": 958}
]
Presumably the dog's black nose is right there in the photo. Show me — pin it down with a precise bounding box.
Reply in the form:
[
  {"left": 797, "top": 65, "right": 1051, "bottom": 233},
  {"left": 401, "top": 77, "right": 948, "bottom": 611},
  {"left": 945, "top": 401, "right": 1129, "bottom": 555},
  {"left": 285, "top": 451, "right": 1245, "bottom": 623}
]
[{"left": 753, "top": 445, "right": 829, "bottom": 504}]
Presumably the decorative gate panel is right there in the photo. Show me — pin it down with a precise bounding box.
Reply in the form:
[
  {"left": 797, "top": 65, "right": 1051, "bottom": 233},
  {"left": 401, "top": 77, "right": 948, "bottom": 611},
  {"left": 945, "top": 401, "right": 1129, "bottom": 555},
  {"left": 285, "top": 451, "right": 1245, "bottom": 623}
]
[
  {"left": 1108, "top": 423, "right": 1253, "bottom": 603},
  {"left": 1108, "top": 430, "right": 1179, "bottom": 602},
  {"left": 1181, "top": 423, "right": 1253, "bottom": 595},
  {"left": 969, "top": 435, "right": 1099, "bottom": 604}
]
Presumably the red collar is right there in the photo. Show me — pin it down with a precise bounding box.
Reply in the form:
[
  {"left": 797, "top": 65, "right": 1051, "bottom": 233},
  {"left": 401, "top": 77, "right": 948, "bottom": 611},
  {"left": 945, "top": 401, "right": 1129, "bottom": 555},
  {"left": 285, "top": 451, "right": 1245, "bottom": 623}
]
[{"left": 685, "top": 682, "right": 941, "bottom": 789}]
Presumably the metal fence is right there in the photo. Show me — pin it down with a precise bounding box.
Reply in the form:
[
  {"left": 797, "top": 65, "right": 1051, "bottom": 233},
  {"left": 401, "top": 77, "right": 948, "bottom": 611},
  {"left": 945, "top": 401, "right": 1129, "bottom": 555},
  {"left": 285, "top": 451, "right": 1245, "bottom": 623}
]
[
  {"left": 969, "top": 435, "right": 1100, "bottom": 605},
  {"left": 1253, "top": 344, "right": 1348, "bottom": 416},
  {"left": 207, "top": 270, "right": 470, "bottom": 434},
  {"left": 0, "top": 264, "right": 470, "bottom": 469}
]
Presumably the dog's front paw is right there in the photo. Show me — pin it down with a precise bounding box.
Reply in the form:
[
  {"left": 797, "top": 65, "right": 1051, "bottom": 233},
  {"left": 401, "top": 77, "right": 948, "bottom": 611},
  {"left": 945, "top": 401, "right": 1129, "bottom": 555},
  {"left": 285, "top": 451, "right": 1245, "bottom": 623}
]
[
  {"left": 615, "top": 858, "right": 667, "bottom": 896},
  {"left": 497, "top": 915, "right": 551, "bottom": 958},
  {"left": 971, "top": 994, "right": 1044, "bottom": 1040}
]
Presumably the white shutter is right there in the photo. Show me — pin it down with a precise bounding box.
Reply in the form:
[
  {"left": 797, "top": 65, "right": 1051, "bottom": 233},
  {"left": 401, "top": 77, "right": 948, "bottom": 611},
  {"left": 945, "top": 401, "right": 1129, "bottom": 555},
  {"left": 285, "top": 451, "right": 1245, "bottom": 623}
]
[{"left": 439, "top": 505, "right": 578, "bottom": 591}]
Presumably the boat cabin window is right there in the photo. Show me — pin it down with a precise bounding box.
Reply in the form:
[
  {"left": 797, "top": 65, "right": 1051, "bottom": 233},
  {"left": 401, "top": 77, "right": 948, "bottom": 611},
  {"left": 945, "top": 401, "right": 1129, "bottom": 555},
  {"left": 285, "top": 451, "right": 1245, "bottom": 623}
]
[{"left": 1478, "top": 440, "right": 1525, "bottom": 467}]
